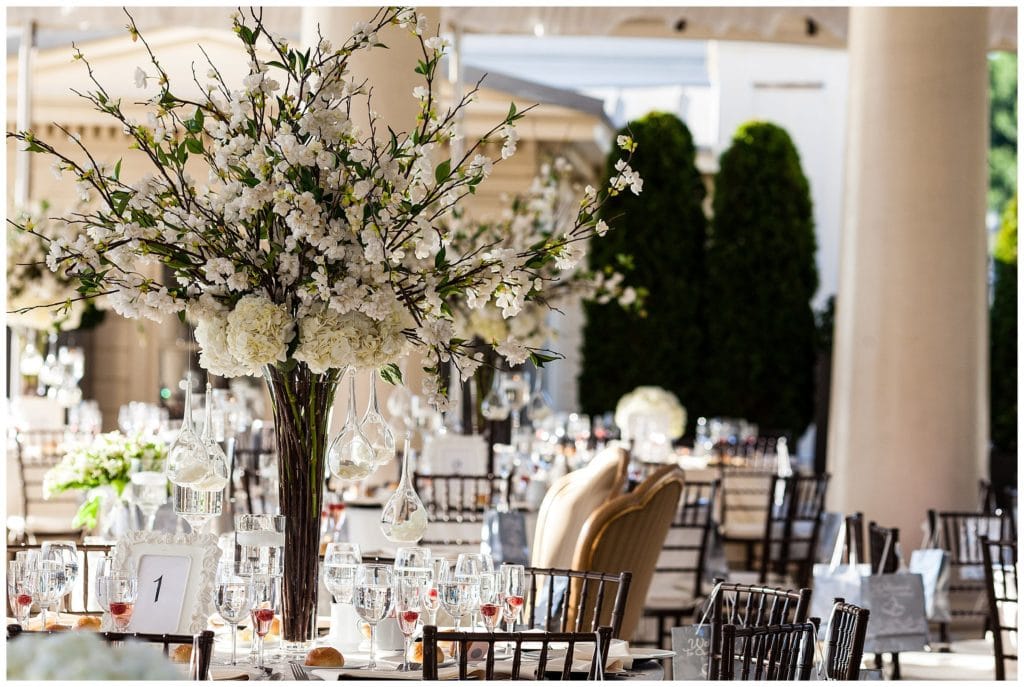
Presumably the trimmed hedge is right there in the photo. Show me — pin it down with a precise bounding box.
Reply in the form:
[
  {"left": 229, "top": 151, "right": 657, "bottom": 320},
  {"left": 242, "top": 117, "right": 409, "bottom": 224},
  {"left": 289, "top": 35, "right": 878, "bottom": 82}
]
[
  {"left": 991, "top": 195, "right": 1017, "bottom": 452},
  {"left": 578, "top": 112, "right": 707, "bottom": 425},
  {"left": 702, "top": 121, "right": 818, "bottom": 437}
]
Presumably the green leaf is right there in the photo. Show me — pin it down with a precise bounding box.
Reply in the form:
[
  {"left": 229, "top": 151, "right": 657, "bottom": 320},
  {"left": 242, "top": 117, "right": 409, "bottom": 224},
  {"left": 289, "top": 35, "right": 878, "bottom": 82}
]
[
  {"left": 529, "top": 352, "right": 559, "bottom": 368},
  {"left": 113, "top": 159, "right": 122, "bottom": 181},
  {"left": 434, "top": 246, "right": 446, "bottom": 270},
  {"left": 72, "top": 494, "right": 102, "bottom": 530},
  {"left": 185, "top": 137, "right": 204, "bottom": 154},
  {"left": 434, "top": 159, "right": 451, "bottom": 184},
  {"left": 507, "top": 102, "right": 517, "bottom": 120},
  {"left": 379, "top": 363, "right": 403, "bottom": 386}
]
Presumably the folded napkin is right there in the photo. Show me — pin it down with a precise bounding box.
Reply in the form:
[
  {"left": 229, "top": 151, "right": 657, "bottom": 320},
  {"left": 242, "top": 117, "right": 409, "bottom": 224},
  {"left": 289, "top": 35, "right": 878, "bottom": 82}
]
[
  {"left": 312, "top": 666, "right": 463, "bottom": 681},
  {"left": 540, "top": 638, "right": 631, "bottom": 675}
]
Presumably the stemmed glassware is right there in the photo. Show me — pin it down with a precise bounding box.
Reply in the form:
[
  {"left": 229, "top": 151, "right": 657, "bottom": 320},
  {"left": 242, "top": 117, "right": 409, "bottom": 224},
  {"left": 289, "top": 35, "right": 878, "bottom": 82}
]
[
  {"left": 41, "top": 541, "right": 78, "bottom": 614},
  {"left": 503, "top": 372, "right": 531, "bottom": 443},
  {"left": 394, "top": 577, "right": 425, "bottom": 671},
  {"left": 323, "top": 543, "right": 361, "bottom": 607},
  {"left": 105, "top": 573, "right": 139, "bottom": 632},
  {"left": 166, "top": 372, "right": 209, "bottom": 487},
  {"left": 455, "top": 553, "right": 492, "bottom": 630},
  {"left": 216, "top": 561, "right": 255, "bottom": 666},
  {"left": 362, "top": 370, "right": 396, "bottom": 469},
  {"left": 380, "top": 439, "right": 428, "bottom": 543},
  {"left": 422, "top": 556, "right": 447, "bottom": 627},
  {"left": 353, "top": 564, "right": 394, "bottom": 670},
  {"left": 8, "top": 561, "right": 37, "bottom": 628},
  {"left": 478, "top": 571, "right": 501, "bottom": 631},
  {"left": 130, "top": 471, "right": 168, "bottom": 531},
  {"left": 499, "top": 564, "right": 526, "bottom": 632},
  {"left": 94, "top": 554, "right": 115, "bottom": 614},
  {"left": 173, "top": 482, "right": 224, "bottom": 533},
  {"left": 35, "top": 561, "right": 65, "bottom": 630},
  {"left": 249, "top": 573, "right": 279, "bottom": 670},
  {"left": 329, "top": 368, "right": 375, "bottom": 481}
]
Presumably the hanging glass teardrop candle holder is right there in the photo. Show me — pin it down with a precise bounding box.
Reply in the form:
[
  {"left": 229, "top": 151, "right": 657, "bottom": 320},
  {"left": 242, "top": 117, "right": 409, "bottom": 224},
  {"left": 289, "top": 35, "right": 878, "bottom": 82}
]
[
  {"left": 362, "top": 369, "right": 396, "bottom": 468},
  {"left": 380, "top": 438, "right": 428, "bottom": 543},
  {"left": 481, "top": 371, "right": 511, "bottom": 421},
  {"left": 191, "top": 383, "right": 230, "bottom": 492},
  {"left": 328, "top": 368, "right": 374, "bottom": 481},
  {"left": 166, "top": 372, "right": 210, "bottom": 488}
]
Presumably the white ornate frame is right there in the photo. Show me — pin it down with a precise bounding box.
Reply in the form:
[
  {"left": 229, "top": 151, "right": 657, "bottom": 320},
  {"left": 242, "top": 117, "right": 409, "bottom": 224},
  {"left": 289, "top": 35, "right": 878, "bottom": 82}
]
[{"left": 110, "top": 530, "right": 220, "bottom": 635}]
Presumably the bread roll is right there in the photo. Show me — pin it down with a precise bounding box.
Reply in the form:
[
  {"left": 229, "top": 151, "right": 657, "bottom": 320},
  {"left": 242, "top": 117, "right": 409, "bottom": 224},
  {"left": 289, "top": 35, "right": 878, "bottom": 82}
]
[
  {"left": 74, "top": 616, "right": 102, "bottom": 631},
  {"left": 411, "top": 641, "right": 445, "bottom": 664},
  {"left": 305, "top": 646, "right": 345, "bottom": 668},
  {"left": 170, "top": 644, "right": 193, "bottom": 664}
]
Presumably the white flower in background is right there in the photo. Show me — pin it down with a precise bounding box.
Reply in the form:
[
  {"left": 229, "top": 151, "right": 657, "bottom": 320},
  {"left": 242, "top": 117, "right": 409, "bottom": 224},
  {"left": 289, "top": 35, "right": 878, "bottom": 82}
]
[
  {"left": 226, "top": 295, "right": 295, "bottom": 368},
  {"left": 595, "top": 219, "right": 609, "bottom": 237},
  {"left": 614, "top": 386, "right": 687, "bottom": 441},
  {"left": 495, "top": 337, "right": 530, "bottom": 366},
  {"left": 133, "top": 66, "right": 147, "bottom": 88}
]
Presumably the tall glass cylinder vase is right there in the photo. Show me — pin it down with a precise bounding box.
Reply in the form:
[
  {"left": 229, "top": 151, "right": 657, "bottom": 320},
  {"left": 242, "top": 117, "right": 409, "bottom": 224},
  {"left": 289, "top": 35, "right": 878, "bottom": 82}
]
[{"left": 262, "top": 363, "right": 341, "bottom": 652}]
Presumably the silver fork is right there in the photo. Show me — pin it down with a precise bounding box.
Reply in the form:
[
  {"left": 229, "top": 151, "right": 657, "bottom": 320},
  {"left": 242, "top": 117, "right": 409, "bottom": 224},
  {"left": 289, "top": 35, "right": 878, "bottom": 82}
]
[{"left": 289, "top": 661, "right": 310, "bottom": 681}]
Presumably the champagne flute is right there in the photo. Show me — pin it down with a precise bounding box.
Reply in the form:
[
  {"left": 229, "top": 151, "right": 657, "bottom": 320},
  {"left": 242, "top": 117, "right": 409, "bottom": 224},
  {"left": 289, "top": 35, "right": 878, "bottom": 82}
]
[
  {"left": 499, "top": 564, "right": 526, "bottom": 632},
  {"left": 249, "top": 573, "right": 279, "bottom": 670},
  {"left": 395, "top": 577, "right": 424, "bottom": 671},
  {"left": 8, "top": 561, "right": 37, "bottom": 628},
  {"left": 354, "top": 564, "right": 394, "bottom": 670},
  {"left": 93, "top": 554, "right": 115, "bottom": 613},
  {"left": 105, "top": 574, "right": 139, "bottom": 632},
  {"left": 216, "top": 561, "right": 254, "bottom": 666},
  {"left": 423, "top": 556, "right": 446, "bottom": 627},
  {"left": 478, "top": 571, "right": 501, "bottom": 631}
]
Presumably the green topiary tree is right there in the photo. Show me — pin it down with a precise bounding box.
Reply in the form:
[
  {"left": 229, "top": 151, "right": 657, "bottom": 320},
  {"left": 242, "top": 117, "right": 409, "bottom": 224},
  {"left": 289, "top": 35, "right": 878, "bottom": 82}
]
[
  {"left": 703, "top": 121, "right": 818, "bottom": 436},
  {"left": 578, "top": 112, "right": 707, "bottom": 424},
  {"left": 991, "top": 194, "right": 1017, "bottom": 452}
]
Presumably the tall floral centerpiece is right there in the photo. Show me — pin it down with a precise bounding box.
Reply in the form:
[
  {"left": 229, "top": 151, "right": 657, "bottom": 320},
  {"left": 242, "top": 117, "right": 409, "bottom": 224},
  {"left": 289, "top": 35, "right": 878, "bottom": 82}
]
[{"left": 8, "top": 7, "right": 641, "bottom": 647}]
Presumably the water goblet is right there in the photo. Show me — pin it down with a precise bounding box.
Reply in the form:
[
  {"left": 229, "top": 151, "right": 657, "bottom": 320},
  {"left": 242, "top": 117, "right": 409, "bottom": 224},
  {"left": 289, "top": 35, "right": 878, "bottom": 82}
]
[
  {"left": 216, "top": 561, "right": 254, "bottom": 666},
  {"left": 40, "top": 541, "right": 78, "bottom": 612},
  {"left": 105, "top": 574, "right": 139, "bottom": 632},
  {"left": 353, "top": 564, "right": 394, "bottom": 670},
  {"left": 35, "top": 561, "right": 65, "bottom": 630},
  {"left": 8, "top": 561, "right": 37, "bottom": 628},
  {"left": 130, "top": 471, "right": 169, "bottom": 531}
]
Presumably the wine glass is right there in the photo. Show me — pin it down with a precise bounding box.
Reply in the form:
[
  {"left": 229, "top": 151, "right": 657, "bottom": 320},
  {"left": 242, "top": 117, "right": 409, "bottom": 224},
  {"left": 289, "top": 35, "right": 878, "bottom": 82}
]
[
  {"left": 394, "top": 577, "right": 424, "bottom": 671},
  {"left": 422, "top": 556, "right": 447, "bottom": 627},
  {"left": 216, "top": 561, "right": 254, "bottom": 666},
  {"left": 249, "top": 573, "right": 279, "bottom": 670},
  {"left": 437, "top": 575, "right": 473, "bottom": 631},
  {"left": 502, "top": 372, "right": 531, "bottom": 443},
  {"left": 35, "top": 561, "right": 65, "bottom": 631},
  {"left": 130, "top": 471, "right": 168, "bottom": 531},
  {"left": 41, "top": 541, "right": 78, "bottom": 613},
  {"left": 173, "top": 484, "right": 224, "bottom": 533},
  {"left": 328, "top": 369, "right": 375, "bottom": 481},
  {"left": 499, "top": 563, "right": 526, "bottom": 632},
  {"left": 353, "top": 564, "right": 394, "bottom": 670},
  {"left": 323, "top": 542, "right": 361, "bottom": 607},
  {"left": 8, "top": 561, "right": 37, "bottom": 628},
  {"left": 362, "top": 370, "right": 396, "bottom": 468},
  {"left": 105, "top": 574, "right": 139, "bottom": 632}
]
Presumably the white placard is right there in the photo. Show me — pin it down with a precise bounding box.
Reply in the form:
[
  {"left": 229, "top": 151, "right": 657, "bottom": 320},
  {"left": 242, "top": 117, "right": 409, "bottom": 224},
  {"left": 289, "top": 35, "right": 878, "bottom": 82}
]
[
  {"left": 111, "top": 530, "right": 219, "bottom": 635},
  {"left": 128, "top": 554, "right": 192, "bottom": 634}
]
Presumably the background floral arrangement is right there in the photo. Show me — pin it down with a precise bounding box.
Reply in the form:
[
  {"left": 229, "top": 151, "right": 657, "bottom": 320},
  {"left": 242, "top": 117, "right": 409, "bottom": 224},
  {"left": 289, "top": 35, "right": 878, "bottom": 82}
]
[
  {"left": 614, "top": 385, "right": 687, "bottom": 441},
  {"left": 7, "top": 202, "right": 100, "bottom": 331},
  {"left": 449, "top": 156, "right": 644, "bottom": 358},
  {"left": 43, "top": 431, "right": 166, "bottom": 529},
  {"left": 9, "top": 7, "right": 642, "bottom": 406},
  {"left": 6, "top": 631, "right": 183, "bottom": 680}
]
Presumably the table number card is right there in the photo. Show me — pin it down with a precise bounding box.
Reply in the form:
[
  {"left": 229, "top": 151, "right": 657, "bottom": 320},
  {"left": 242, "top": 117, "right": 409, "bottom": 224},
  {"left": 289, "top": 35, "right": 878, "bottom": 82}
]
[
  {"left": 129, "top": 555, "right": 193, "bottom": 633},
  {"left": 112, "top": 530, "right": 220, "bottom": 635}
]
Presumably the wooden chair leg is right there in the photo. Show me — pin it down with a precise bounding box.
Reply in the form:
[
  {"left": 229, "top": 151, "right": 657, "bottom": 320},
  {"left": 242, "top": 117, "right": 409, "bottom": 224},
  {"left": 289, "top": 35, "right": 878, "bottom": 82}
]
[
  {"left": 874, "top": 653, "right": 883, "bottom": 669},
  {"left": 891, "top": 653, "right": 901, "bottom": 680},
  {"left": 938, "top": 622, "right": 951, "bottom": 651}
]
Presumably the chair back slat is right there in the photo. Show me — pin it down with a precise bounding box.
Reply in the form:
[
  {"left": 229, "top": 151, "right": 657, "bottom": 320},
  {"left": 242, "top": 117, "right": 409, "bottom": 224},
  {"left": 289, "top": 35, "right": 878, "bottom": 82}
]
[
  {"left": 980, "top": 537, "right": 1018, "bottom": 680},
  {"left": 522, "top": 566, "right": 631, "bottom": 639},
  {"left": 653, "top": 479, "right": 720, "bottom": 598},
  {"left": 760, "top": 474, "right": 829, "bottom": 587},
  {"left": 824, "top": 599, "right": 870, "bottom": 680},
  {"left": 868, "top": 522, "right": 900, "bottom": 574},
  {"left": 715, "top": 620, "right": 819, "bottom": 680}
]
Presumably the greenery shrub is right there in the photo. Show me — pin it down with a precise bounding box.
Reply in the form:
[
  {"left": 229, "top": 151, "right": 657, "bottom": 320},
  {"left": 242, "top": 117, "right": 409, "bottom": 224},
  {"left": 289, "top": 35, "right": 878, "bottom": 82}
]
[
  {"left": 578, "top": 112, "right": 707, "bottom": 425},
  {"left": 991, "top": 195, "right": 1017, "bottom": 452},
  {"left": 702, "top": 121, "right": 818, "bottom": 437}
]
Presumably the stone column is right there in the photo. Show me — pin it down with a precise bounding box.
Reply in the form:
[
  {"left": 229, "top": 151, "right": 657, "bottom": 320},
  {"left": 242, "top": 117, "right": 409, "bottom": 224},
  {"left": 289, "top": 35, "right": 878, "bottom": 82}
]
[
  {"left": 828, "top": 8, "right": 989, "bottom": 543},
  {"left": 300, "top": 6, "right": 443, "bottom": 460}
]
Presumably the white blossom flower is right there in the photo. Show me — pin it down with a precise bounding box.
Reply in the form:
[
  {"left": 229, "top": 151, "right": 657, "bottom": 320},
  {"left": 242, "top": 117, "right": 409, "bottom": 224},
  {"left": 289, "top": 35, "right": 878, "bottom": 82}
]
[
  {"left": 133, "top": 67, "right": 147, "bottom": 88},
  {"left": 225, "top": 294, "right": 295, "bottom": 368}
]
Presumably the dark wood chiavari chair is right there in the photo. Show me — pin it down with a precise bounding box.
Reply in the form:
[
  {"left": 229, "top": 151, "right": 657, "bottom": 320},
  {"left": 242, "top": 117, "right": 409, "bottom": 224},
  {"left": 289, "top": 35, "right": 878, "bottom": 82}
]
[
  {"left": 421, "top": 625, "right": 613, "bottom": 680},
  {"left": 522, "top": 567, "right": 631, "bottom": 639},
  {"left": 413, "top": 472, "right": 513, "bottom": 546},
  {"left": 866, "top": 521, "right": 901, "bottom": 677},
  {"left": 718, "top": 465, "right": 776, "bottom": 569},
  {"left": 5, "top": 542, "right": 115, "bottom": 616},
  {"left": 713, "top": 620, "right": 819, "bottom": 680},
  {"left": 706, "top": 580, "right": 812, "bottom": 678},
  {"left": 11, "top": 429, "right": 97, "bottom": 542},
  {"left": 642, "top": 479, "right": 720, "bottom": 648},
  {"left": 844, "top": 512, "right": 866, "bottom": 565},
  {"left": 7, "top": 625, "right": 215, "bottom": 680},
  {"left": 979, "top": 480, "right": 1018, "bottom": 538},
  {"left": 824, "top": 598, "right": 870, "bottom": 680},
  {"left": 927, "top": 509, "right": 1015, "bottom": 643},
  {"left": 759, "top": 474, "right": 830, "bottom": 588},
  {"left": 980, "top": 537, "right": 1018, "bottom": 680}
]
